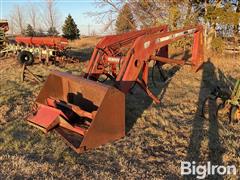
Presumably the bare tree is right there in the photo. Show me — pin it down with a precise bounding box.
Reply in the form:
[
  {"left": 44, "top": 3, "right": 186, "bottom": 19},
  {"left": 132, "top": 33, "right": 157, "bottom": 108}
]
[
  {"left": 28, "top": 2, "right": 38, "bottom": 30},
  {"left": 9, "top": 5, "right": 26, "bottom": 34},
  {"left": 8, "top": 0, "right": 60, "bottom": 35},
  {"left": 103, "top": 0, "right": 136, "bottom": 29},
  {"left": 87, "top": 0, "right": 136, "bottom": 34},
  {"left": 89, "top": 0, "right": 189, "bottom": 33},
  {"left": 8, "top": 18, "right": 15, "bottom": 35},
  {"left": 87, "top": 1, "right": 120, "bottom": 33},
  {"left": 44, "top": 0, "right": 59, "bottom": 29}
]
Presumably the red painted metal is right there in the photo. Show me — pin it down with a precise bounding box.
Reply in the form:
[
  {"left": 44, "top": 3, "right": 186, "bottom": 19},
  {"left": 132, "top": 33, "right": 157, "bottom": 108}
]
[
  {"left": 119, "top": 26, "right": 203, "bottom": 95},
  {"left": 15, "top": 36, "right": 68, "bottom": 50},
  {"left": 85, "top": 25, "right": 204, "bottom": 103},
  {"left": 85, "top": 25, "right": 168, "bottom": 80},
  {"left": 28, "top": 104, "right": 67, "bottom": 133},
  {"left": 28, "top": 25, "right": 204, "bottom": 153},
  {"left": 28, "top": 71, "right": 125, "bottom": 153}
]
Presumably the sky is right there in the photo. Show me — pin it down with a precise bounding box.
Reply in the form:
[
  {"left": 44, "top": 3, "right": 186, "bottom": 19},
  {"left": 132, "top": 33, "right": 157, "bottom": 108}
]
[{"left": 0, "top": 0, "right": 113, "bottom": 35}]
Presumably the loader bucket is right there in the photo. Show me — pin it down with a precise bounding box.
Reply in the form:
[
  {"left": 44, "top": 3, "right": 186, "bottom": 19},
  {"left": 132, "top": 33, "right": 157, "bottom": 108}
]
[{"left": 28, "top": 71, "right": 125, "bottom": 153}]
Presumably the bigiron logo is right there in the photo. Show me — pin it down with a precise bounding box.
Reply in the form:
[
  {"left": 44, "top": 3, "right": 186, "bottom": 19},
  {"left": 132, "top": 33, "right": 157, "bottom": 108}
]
[{"left": 181, "top": 161, "right": 237, "bottom": 179}]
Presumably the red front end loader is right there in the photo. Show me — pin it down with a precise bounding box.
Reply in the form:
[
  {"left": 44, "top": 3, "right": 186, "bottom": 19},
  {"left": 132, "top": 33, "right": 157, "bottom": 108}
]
[{"left": 27, "top": 25, "right": 204, "bottom": 153}]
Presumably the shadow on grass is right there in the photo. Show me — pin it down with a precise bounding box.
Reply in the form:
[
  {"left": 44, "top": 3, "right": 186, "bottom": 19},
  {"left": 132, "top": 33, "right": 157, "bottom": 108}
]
[
  {"left": 125, "top": 65, "right": 181, "bottom": 134},
  {"left": 186, "top": 59, "right": 232, "bottom": 179},
  {"left": 68, "top": 47, "right": 94, "bottom": 62},
  {"left": 1, "top": 80, "right": 34, "bottom": 123}
]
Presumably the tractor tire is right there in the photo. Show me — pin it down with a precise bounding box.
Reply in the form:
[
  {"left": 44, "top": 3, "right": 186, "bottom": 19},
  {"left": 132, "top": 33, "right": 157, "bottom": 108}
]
[
  {"left": 230, "top": 106, "right": 240, "bottom": 123},
  {"left": 17, "top": 51, "right": 34, "bottom": 65}
]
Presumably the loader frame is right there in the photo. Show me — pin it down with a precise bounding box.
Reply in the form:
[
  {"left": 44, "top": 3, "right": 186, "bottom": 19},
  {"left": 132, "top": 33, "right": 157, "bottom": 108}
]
[
  {"left": 85, "top": 25, "right": 204, "bottom": 103},
  {"left": 28, "top": 25, "right": 204, "bottom": 153}
]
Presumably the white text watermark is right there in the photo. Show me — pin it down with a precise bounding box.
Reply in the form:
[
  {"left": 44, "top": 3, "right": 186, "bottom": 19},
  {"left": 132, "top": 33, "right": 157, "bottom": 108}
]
[{"left": 181, "top": 161, "right": 237, "bottom": 179}]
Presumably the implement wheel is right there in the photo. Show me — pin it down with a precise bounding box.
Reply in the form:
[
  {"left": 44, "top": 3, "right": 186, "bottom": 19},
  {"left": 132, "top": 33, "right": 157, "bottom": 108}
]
[{"left": 17, "top": 51, "right": 34, "bottom": 65}]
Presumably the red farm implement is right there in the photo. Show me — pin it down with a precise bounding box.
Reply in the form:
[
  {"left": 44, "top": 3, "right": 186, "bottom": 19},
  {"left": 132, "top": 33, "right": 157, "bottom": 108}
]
[
  {"left": 15, "top": 36, "right": 68, "bottom": 50},
  {"left": 14, "top": 36, "right": 70, "bottom": 65},
  {"left": 28, "top": 25, "right": 204, "bottom": 153},
  {"left": 0, "top": 21, "right": 77, "bottom": 65}
]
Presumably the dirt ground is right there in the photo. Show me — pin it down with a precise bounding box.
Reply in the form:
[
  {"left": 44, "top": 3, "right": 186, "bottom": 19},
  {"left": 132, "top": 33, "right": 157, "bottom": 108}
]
[{"left": 0, "top": 44, "right": 239, "bottom": 179}]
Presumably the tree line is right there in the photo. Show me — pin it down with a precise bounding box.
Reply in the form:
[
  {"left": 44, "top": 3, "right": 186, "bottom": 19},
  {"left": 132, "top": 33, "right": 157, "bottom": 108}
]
[
  {"left": 8, "top": 0, "right": 80, "bottom": 40},
  {"left": 8, "top": 0, "right": 240, "bottom": 49},
  {"left": 102, "top": 0, "right": 240, "bottom": 52},
  {"left": 24, "top": 14, "right": 80, "bottom": 40}
]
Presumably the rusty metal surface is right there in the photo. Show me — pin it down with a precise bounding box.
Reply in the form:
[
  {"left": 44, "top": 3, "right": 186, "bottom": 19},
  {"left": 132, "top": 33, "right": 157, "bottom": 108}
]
[
  {"left": 85, "top": 25, "right": 168, "bottom": 80},
  {"left": 28, "top": 71, "right": 125, "bottom": 153},
  {"left": 85, "top": 25, "right": 204, "bottom": 103},
  {"left": 118, "top": 26, "right": 204, "bottom": 95},
  {"left": 28, "top": 25, "right": 204, "bottom": 153}
]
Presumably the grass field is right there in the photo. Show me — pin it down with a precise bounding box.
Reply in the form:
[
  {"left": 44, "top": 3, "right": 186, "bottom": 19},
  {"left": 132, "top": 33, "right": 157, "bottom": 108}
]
[{"left": 0, "top": 37, "right": 239, "bottom": 179}]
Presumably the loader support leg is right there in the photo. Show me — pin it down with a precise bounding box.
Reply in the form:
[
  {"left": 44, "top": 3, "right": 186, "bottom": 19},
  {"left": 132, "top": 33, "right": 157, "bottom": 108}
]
[{"left": 136, "top": 78, "right": 160, "bottom": 104}]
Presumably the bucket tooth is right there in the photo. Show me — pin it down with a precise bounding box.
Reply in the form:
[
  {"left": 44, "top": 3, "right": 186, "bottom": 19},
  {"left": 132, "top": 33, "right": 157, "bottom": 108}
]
[{"left": 28, "top": 71, "right": 125, "bottom": 153}]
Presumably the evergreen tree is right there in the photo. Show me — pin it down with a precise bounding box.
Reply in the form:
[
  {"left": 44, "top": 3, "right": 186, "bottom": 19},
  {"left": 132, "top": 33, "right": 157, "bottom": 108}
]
[
  {"left": 115, "top": 3, "right": 136, "bottom": 34},
  {"left": 47, "top": 26, "right": 59, "bottom": 36},
  {"left": 62, "top": 14, "right": 80, "bottom": 40},
  {"left": 24, "top": 24, "right": 36, "bottom": 37}
]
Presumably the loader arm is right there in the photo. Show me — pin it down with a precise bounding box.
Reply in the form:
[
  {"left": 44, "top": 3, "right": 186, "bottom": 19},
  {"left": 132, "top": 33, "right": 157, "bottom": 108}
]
[
  {"left": 85, "top": 25, "right": 168, "bottom": 80},
  {"left": 27, "top": 24, "right": 204, "bottom": 153},
  {"left": 116, "top": 25, "right": 204, "bottom": 103}
]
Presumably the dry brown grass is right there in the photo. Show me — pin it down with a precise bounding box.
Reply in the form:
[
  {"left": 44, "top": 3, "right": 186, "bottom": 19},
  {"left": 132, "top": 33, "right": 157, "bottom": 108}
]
[
  {"left": 68, "top": 36, "right": 101, "bottom": 49},
  {"left": 0, "top": 47, "right": 239, "bottom": 178}
]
